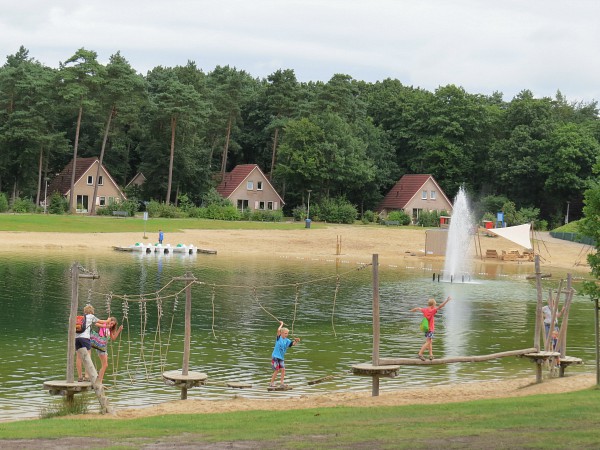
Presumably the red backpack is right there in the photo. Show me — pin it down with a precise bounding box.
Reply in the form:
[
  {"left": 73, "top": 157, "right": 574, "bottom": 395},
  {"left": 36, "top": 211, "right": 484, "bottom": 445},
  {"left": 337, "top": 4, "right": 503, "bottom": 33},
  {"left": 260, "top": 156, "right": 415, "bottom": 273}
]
[{"left": 75, "top": 314, "right": 87, "bottom": 333}]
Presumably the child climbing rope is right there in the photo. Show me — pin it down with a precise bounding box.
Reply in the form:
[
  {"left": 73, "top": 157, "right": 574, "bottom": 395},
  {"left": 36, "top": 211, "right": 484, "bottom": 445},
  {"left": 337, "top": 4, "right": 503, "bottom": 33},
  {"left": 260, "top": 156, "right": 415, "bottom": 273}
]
[
  {"left": 411, "top": 296, "right": 451, "bottom": 361},
  {"left": 270, "top": 321, "right": 300, "bottom": 388}
]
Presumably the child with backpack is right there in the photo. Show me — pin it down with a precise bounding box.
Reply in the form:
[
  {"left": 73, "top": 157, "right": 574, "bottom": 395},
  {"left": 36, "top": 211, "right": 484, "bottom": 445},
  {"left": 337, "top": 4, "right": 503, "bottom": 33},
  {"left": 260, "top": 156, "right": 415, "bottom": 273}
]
[
  {"left": 75, "top": 304, "right": 109, "bottom": 382},
  {"left": 411, "top": 296, "right": 451, "bottom": 361}
]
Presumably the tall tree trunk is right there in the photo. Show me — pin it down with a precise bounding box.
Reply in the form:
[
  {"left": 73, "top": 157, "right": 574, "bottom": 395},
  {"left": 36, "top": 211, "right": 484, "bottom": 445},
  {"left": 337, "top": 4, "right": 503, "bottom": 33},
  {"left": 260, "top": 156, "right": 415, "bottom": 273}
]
[
  {"left": 36, "top": 146, "right": 44, "bottom": 206},
  {"left": 69, "top": 104, "right": 83, "bottom": 213},
  {"left": 269, "top": 127, "right": 279, "bottom": 180},
  {"left": 166, "top": 115, "right": 177, "bottom": 205},
  {"left": 220, "top": 117, "right": 232, "bottom": 177},
  {"left": 90, "top": 106, "right": 115, "bottom": 215}
]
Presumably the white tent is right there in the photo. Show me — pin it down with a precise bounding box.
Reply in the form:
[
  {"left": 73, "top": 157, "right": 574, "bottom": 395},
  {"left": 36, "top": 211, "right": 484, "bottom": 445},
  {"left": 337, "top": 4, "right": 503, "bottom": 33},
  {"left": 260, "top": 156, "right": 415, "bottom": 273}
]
[{"left": 487, "top": 223, "right": 532, "bottom": 250}]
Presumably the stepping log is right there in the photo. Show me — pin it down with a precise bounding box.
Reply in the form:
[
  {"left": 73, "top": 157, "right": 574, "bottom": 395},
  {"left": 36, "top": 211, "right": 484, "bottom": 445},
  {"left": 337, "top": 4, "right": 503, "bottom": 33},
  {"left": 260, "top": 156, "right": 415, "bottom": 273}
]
[
  {"left": 227, "top": 382, "right": 253, "bottom": 389},
  {"left": 267, "top": 384, "right": 293, "bottom": 391}
]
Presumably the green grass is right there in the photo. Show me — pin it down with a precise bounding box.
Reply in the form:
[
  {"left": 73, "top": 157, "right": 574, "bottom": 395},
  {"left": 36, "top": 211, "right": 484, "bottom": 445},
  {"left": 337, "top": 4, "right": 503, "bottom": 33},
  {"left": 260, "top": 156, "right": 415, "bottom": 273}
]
[
  {"left": 0, "top": 213, "right": 313, "bottom": 233},
  {"left": 1, "top": 388, "right": 599, "bottom": 448}
]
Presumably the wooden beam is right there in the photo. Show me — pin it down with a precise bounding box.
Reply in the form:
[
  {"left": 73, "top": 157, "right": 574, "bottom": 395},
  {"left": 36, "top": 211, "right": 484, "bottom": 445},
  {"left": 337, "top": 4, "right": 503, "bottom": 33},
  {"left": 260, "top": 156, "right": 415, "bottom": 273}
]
[{"left": 379, "top": 348, "right": 537, "bottom": 365}]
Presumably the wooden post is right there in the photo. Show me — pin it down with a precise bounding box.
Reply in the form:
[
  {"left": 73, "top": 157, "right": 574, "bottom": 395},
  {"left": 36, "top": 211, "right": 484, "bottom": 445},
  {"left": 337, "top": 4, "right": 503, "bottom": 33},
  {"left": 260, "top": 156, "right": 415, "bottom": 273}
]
[
  {"left": 180, "top": 272, "right": 195, "bottom": 399},
  {"left": 66, "top": 263, "right": 79, "bottom": 384},
  {"left": 372, "top": 254, "right": 380, "bottom": 397},
  {"left": 78, "top": 348, "right": 114, "bottom": 415},
  {"left": 534, "top": 255, "right": 543, "bottom": 351}
]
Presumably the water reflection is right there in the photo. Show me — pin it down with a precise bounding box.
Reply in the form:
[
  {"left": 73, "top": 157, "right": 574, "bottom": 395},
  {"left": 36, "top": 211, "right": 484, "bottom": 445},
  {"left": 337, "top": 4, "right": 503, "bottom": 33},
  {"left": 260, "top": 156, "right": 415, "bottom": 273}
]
[{"left": 0, "top": 251, "right": 594, "bottom": 421}]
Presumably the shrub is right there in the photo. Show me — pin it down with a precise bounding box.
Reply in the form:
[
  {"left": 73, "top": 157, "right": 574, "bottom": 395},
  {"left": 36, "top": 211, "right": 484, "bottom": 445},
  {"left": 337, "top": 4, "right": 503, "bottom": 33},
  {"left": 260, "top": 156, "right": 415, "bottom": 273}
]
[
  {"left": 292, "top": 205, "right": 307, "bottom": 222},
  {"left": 361, "top": 210, "right": 377, "bottom": 224},
  {"left": 48, "top": 192, "right": 68, "bottom": 214},
  {"left": 0, "top": 192, "right": 9, "bottom": 212},
  {"left": 250, "top": 210, "right": 284, "bottom": 222},
  {"left": 315, "top": 197, "right": 357, "bottom": 224},
  {"left": 416, "top": 210, "right": 441, "bottom": 227},
  {"left": 387, "top": 210, "right": 411, "bottom": 225},
  {"left": 11, "top": 197, "right": 36, "bottom": 213}
]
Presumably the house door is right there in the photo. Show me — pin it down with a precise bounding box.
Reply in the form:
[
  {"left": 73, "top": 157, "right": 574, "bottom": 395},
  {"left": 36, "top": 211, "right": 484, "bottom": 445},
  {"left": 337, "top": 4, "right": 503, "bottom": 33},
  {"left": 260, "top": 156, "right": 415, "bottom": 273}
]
[{"left": 77, "top": 195, "right": 89, "bottom": 213}]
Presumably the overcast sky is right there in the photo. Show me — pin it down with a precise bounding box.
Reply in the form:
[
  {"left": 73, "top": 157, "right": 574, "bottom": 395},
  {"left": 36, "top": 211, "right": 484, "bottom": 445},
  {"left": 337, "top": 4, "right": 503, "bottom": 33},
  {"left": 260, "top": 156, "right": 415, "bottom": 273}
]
[{"left": 2, "top": 1, "right": 599, "bottom": 103}]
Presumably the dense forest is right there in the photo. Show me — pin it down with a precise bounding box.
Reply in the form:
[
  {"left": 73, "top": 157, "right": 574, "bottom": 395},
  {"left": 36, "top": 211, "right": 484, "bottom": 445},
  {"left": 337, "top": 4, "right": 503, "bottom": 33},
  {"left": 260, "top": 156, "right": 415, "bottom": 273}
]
[{"left": 1, "top": 46, "right": 599, "bottom": 226}]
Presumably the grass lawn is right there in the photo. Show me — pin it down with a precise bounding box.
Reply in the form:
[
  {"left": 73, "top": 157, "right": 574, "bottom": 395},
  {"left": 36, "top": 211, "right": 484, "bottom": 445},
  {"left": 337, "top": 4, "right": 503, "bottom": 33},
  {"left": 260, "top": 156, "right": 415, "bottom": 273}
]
[
  {"left": 1, "top": 388, "right": 599, "bottom": 448},
  {"left": 0, "top": 213, "right": 311, "bottom": 233}
]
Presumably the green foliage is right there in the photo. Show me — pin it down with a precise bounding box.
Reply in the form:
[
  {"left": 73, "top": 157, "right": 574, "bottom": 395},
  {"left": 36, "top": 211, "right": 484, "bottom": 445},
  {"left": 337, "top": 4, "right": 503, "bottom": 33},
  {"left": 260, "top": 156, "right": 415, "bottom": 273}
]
[
  {"left": 291, "top": 205, "right": 307, "bottom": 221},
  {"left": 205, "top": 203, "right": 241, "bottom": 220},
  {"left": 11, "top": 197, "right": 36, "bottom": 213},
  {"left": 313, "top": 197, "right": 357, "bottom": 224},
  {"left": 0, "top": 192, "right": 9, "bottom": 212},
  {"left": 249, "top": 210, "right": 284, "bottom": 222},
  {"left": 416, "top": 210, "right": 442, "bottom": 227},
  {"left": 579, "top": 180, "right": 600, "bottom": 300},
  {"left": 386, "top": 210, "right": 411, "bottom": 226},
  {"left": 361, "top": 210, "right": 377, "bottom": 224},
  {"left": 39, "top": 396, "right": 89, "bottom": 418},
  {"left": 201, "top": 188, "right": 232, "bottom": 207},
  {"left": 48, "top": 193, "right": 68, "bottom": 215}
]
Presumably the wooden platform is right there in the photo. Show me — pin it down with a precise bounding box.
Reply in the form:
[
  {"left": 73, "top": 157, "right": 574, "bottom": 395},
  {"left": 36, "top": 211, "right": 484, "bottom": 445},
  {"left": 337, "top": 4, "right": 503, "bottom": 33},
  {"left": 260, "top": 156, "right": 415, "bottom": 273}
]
[
  {"left": 43, "top": 380, "right": 92, "bottom": 396},
  {"left": 558, "top": 356, "right": 584, "bottom": 377},
  {"left": 162, "top": 370, "right": 208, "bottom": 388},
  {"left": 351, "top": 363, "right": 400, "bottom": 377}
]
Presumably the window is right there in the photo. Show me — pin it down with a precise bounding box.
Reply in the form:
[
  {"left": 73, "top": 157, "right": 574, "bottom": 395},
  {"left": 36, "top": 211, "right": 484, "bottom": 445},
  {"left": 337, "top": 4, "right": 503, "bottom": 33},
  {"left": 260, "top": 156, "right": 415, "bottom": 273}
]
[
  {"left": 76, "top": 195, "right": 89, "bottom": 213},
  {"left": 421, "top": 190, "right": 427, "bottom": 200},
  {"left": 267, "top": 202, "right": 273, "bottom": 210},
  {"left": 430, "top": 190, "right": 436, "bottom": 200},
  {"left": 98, "top": 175, "right": 104, "bottom": 186},
  {"left": 99, "top": 196, "right": 106, "bottom": 207},
  {"left": 87, "top": 175, "right": 93, "bottom": 185},
  {"left": 237, "top": 199, "right": 249, "bottom": 211},
  {"left": 247, "top": 181, "right": 254, "bottom": 190},
  {"left": 257, "top": 181, "right": 263, "bottom": 191},
  {"left": 259, "top": 201, "right": 265, "bottom": 210}
]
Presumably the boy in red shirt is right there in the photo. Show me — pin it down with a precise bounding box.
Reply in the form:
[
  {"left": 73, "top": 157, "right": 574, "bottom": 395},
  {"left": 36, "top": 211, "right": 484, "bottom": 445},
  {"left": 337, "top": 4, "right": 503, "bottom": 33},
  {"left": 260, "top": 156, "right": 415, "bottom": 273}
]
[{"left": 411, "top": 296, "right": 452, "bottom": 361}]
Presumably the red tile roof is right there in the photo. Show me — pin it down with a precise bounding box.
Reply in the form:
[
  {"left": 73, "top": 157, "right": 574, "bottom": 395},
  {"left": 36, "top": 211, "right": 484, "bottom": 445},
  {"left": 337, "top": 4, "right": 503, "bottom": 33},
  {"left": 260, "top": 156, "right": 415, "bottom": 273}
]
[
  {"left": 47, "top": 157, "right": 99, "bottom": 196},
  {"left": 215, "top": 164, "right": 257, "bottom": 199},
  {"left": 377, "top": 174, "right": 442, "bottom": 211}
]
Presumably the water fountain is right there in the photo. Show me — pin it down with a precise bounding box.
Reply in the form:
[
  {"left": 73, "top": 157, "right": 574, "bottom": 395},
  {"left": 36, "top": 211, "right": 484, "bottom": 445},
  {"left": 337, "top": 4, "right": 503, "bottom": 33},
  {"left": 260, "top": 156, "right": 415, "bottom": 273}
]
[{"left": 442, "top": 186, "right": 475, "bottom": 283}]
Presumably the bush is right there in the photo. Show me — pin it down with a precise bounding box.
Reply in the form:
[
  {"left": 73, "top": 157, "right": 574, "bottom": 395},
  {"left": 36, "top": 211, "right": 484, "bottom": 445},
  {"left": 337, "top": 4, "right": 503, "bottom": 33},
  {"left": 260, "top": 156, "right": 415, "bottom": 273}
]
[
  {"left": 314, "top": 197, "right": 357, "bottom": 224},
  {"left": 250, "top": 210, "right": 284, "bottom": 222},
  {"left": 0, "top": 193, "right": 9, "bottom": 212},
  {"left": 416, "top": 210, "right": 442, "bottom": 227},
  {"left": 292, "top": 205, "right": 307, "bottom": 222},
  {"left": 361, "top": 210, "right": 378, "bottom": 224},
  {"left": 386, "top": 210, "right": 411, "bottom": 225},
  {"left": 11, "top": 197, "right": 36, "bottom": 213},
  {"left": 48, "top": 192, "right": 68, "bottom": 214}
]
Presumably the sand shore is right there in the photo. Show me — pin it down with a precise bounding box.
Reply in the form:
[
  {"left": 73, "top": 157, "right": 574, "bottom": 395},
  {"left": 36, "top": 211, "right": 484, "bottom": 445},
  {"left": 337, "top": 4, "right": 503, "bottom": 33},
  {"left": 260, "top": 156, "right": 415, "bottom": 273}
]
[{"left": 1, "top": 225, "right": 595, "bottom": 418}]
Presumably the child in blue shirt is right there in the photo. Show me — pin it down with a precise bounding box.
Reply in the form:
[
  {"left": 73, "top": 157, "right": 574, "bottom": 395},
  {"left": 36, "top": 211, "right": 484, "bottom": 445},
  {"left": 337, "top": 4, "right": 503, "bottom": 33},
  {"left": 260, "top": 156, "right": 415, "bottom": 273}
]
[{"left": 270, "top": 321, "right": 300, "bottom": 387}]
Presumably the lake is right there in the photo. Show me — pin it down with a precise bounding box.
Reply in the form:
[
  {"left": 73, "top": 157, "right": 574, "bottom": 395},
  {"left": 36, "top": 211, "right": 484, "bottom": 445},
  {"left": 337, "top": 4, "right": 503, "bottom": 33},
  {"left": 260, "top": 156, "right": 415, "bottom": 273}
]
[{"left": 0, "top": 249, "right": 594, "bottom": 420}]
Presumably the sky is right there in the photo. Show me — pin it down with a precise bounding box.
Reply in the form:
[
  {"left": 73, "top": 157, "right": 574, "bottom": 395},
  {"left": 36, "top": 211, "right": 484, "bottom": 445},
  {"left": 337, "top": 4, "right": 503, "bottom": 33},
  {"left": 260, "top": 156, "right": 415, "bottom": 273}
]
[{"left": 2, "top": 0, "right": 599, "bottom": 103}]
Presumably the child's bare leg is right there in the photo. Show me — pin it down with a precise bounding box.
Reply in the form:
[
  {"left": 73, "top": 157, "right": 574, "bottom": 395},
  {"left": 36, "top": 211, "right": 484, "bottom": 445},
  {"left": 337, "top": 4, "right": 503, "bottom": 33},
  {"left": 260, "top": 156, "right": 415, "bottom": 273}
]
[
  {"left": 418, "top": 341, "right": 429, "bottom": 356},
  {"left": 97, "top": 354, "right": 108, "bottom": 384},
  {"left": 270, "top": 369, "right": 279, "bottom": 384},
  {"left": 280, "top": 368, "right": 286, "bottom": 384},
  {"left": 76, "top": 354, "right": 83, "bottom": 380},
  {"left": 427, "top": 339, "right": 433, "bottom": 357}
]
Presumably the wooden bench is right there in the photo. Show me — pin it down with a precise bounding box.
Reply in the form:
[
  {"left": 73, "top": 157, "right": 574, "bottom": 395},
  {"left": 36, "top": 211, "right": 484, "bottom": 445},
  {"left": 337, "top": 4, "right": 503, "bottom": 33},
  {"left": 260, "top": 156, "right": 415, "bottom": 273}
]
[
  {"left": 112, "top": 210, "right": 129, "bottom": 217},
  {"left": 485, "top": 249, "right": 499, "bottom": 259}
]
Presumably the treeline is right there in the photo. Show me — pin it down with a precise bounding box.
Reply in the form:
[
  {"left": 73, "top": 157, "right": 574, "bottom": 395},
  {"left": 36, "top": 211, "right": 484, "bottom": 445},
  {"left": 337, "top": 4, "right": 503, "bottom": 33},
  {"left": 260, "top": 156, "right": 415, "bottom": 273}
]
[{"left": 1, "top": 46, "right": 599, "bottom": 226}]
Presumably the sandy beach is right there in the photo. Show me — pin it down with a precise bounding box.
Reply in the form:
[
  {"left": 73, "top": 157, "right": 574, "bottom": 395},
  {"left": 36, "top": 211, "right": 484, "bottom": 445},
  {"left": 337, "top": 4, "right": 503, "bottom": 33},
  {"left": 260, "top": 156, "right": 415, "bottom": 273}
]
[{"left": 1, "top": 225, "right": 595, "bottom": 418}]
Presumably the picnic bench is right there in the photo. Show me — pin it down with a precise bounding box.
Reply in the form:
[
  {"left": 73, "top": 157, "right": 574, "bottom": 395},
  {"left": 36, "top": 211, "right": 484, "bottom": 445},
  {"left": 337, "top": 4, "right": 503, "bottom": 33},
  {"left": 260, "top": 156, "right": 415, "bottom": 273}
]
[{"left": 112, "top": 210, "right": 129, "bottom": 217}]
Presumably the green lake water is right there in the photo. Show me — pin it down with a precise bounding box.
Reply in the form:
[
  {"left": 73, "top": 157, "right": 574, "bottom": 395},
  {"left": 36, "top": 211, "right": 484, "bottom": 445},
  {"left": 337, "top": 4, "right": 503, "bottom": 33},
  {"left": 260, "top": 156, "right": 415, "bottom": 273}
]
[{"left": 0, "top": 249, "right": 595, "bottom": 420}]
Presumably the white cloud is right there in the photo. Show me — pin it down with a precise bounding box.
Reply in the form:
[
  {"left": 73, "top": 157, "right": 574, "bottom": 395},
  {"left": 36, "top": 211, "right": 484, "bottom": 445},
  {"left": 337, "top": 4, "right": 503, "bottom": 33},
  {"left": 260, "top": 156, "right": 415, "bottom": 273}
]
[{"left": 1, "top": 0, "right": 599, "bottom": 102}]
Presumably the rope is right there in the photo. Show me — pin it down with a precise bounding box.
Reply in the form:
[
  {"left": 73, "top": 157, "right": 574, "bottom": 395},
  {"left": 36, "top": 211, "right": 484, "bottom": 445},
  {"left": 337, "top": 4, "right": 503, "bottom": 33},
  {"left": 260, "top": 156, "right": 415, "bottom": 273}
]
[
  {"left": 251, "top": 287, "right": 281, "bottom": 323},
  {"left": 210, "top": 285, "right": 217, "bottom": 338},
  {"left": 291, "top": 284, "right": 299, "bottom": 337},
  {"left": 332, "top": 275, "right": 340, "bottom": 338}
]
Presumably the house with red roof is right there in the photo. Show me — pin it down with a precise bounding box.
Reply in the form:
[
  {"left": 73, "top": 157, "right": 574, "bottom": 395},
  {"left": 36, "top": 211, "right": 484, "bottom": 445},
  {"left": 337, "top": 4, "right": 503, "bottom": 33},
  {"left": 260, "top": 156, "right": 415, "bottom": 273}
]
[
  {"left": 377, "top": 174, "right": 452, "bottom": 222},
  {"left": 216, "top": 164, "right": 284, "bottom": 212},
  {"left": 46, "top": 157, "right": 126, "bottom": 213}
]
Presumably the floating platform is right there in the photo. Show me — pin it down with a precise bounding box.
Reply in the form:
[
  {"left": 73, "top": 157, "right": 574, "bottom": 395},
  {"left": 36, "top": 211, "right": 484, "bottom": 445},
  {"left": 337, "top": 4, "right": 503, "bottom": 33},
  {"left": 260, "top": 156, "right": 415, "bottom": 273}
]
[
  {"left": 113, "top": 244, "right": 217, "bottom": 255},
  {"left": 227, "top": 382, "right": 253, "bottom": 389},
  {"left": 162, "top": 370, "right": 208, "bottom": 388}
]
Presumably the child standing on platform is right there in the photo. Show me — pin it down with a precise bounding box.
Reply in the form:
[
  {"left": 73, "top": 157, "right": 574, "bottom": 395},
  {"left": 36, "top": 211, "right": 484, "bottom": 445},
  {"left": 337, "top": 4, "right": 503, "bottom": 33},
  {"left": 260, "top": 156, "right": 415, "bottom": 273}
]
[
  {"left": 411, "top": 296, "right": 451, "bottom": 361},
  {"left": 270, "top": 321, "right": 300, "bottom": 387}
]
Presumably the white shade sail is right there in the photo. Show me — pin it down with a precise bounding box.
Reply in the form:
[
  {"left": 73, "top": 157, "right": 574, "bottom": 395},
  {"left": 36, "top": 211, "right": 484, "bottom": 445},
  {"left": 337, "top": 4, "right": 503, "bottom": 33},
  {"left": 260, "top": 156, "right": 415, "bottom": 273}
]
[{"left": 488, "top": 223, "right": 532, "bottom": 250}]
